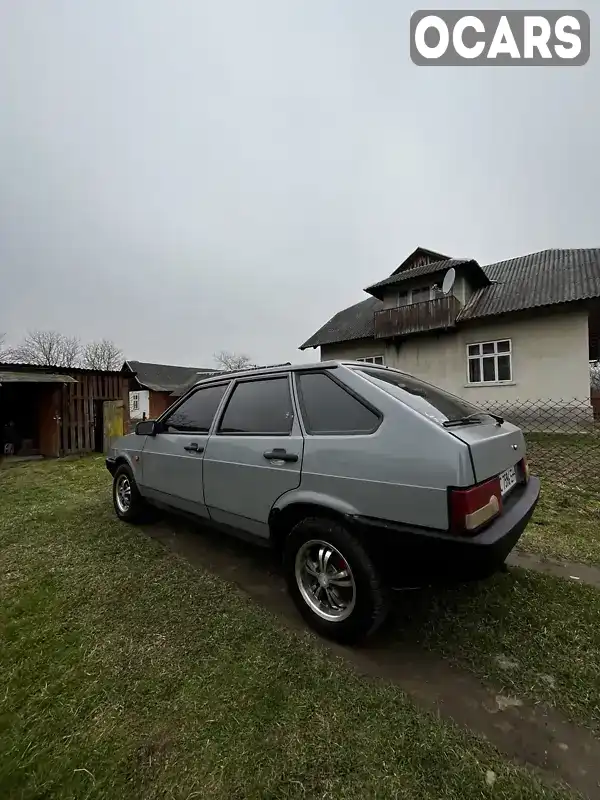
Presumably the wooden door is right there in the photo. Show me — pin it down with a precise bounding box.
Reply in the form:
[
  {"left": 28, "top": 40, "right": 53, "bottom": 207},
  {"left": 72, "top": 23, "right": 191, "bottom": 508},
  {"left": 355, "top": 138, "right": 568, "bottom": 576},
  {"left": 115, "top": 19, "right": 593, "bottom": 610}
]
[
  {"left": 38, "top": 386, "right": 62, "bottom": 458},
  {"left": 103, "top": 400, "right": 124, "bottom": 453}
]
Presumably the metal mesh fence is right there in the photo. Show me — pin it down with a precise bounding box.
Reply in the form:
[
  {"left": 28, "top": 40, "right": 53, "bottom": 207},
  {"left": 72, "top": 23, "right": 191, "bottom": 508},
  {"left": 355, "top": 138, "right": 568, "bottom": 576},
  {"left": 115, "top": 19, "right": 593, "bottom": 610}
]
[{"left": 476, "top": 398, "right": 600, "bottom": 490}]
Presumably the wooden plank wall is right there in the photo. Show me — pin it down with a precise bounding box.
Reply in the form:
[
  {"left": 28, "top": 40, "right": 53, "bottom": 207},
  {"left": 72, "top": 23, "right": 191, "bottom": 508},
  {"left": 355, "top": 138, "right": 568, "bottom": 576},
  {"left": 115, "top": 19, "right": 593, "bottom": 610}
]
[{"left": 59, "top": 372, "right": 130, "bottom": 455}]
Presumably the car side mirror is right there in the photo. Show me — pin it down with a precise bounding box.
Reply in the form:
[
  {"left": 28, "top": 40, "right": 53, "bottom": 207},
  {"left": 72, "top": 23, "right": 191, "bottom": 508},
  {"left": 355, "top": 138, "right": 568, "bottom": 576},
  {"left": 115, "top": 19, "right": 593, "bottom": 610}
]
[{"left": 135, "top": 419, "right": 159, "bottom": 436}]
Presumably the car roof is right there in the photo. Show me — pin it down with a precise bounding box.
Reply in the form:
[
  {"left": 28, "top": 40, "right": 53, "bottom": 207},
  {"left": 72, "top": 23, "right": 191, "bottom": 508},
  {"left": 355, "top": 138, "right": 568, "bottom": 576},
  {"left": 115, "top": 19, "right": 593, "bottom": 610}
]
[{"left": 190, "top": 360, "right": 410, "bottom": 388}]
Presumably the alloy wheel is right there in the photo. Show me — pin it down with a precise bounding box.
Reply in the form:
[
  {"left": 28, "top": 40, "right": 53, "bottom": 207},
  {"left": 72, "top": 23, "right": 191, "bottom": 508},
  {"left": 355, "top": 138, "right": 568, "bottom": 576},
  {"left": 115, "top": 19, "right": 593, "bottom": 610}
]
[
  {"left": 115, "top": 474, "right": 132, "bottom": 514},
  {"left": 295, "top": 539, "right": 356, "bottom": 622}
]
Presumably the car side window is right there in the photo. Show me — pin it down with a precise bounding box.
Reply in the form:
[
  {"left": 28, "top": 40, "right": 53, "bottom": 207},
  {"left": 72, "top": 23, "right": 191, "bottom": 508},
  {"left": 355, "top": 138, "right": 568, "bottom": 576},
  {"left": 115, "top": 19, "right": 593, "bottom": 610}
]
[
  {"left": 218, "top": 377, "right": 294, "bottom": 435},
  {"left": 296, "top": 371, "right": 380, "bottom": 435},
  {"left": 164, "top": 384, "right": 229, "bottom": 433}
]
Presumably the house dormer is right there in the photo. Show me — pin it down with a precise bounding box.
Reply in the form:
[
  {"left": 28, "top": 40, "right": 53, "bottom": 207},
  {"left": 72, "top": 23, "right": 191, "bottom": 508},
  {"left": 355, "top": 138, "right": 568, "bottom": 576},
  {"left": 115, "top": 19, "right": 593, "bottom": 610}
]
[
  {"left": 364, "top": 247, "right": 490, "bottom": 339},
  {"left": 389, "top": 246, "right": 450, "bottom": 275}
]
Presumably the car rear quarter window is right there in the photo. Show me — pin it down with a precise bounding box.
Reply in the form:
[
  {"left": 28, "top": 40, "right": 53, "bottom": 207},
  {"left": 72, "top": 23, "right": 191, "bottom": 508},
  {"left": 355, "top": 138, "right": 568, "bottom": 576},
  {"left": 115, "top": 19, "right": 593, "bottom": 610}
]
[
  {"left": 218, "top": 377, "right": 294, "bottom": 435},
  {"left": 296, "top": 371, "right": 380, "bottom": 435},
  {"left": 165, "top": 384, "right": 229, "bottom": 433},
  {"left": 356, "top": 367, "right": 478, "bottom": 421}
]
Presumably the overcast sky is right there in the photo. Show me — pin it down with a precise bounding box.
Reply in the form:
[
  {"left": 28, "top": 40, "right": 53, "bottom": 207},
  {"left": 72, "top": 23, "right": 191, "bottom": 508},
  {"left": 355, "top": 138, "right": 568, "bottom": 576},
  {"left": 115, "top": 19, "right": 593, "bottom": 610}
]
[{"left": 1, "top": 0, "right": 598, "bottom": 367}]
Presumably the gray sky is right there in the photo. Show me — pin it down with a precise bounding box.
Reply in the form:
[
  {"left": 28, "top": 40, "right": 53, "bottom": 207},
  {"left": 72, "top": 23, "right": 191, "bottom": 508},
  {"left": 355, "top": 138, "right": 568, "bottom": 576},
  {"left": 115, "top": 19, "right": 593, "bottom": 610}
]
[{"left": 1, "top": 0, "right": 598, "bottom": 367}]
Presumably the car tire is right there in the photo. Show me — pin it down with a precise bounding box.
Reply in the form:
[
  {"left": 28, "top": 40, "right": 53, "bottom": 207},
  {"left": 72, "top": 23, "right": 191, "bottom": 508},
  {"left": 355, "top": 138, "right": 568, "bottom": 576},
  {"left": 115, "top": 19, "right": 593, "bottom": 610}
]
[
  {"left": 283, "top": 516, "right": 390, "bottom": 645},
  {"left": 112, "top": 463, "right": 149, "bottom": 524}
]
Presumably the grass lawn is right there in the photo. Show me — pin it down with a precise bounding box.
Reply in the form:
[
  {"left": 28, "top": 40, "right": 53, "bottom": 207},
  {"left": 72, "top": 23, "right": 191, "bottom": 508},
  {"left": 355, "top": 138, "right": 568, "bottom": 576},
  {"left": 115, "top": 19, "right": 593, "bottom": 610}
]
[
  {"left": 519, "top": 478, "right": 600, "bottom": 565},
  {"left": 510, "top": 433, "right": 600, "bottom": 566},
  {"left": 525, "top": 431, "right": 600, "bottom": 491},
  {"left": 0, "top": 459, "right": 595, "bottom": 799},
  {"left": 391, "top": 568, "right": 600, "bottom": 732}
]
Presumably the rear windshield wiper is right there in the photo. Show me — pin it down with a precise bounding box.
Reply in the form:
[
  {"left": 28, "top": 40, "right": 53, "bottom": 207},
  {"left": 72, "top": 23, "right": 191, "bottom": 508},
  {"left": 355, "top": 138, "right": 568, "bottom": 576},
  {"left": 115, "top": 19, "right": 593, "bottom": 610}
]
[{"left": 442, "top": 411, "right": 504, "bottom": 428}]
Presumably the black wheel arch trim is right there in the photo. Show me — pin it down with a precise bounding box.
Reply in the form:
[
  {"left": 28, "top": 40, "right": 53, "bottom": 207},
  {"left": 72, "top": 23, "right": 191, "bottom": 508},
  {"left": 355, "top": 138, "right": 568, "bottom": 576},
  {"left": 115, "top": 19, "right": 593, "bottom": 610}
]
[
  {"left": 106, "top": 455, "right": 135, "bottom": 476},
  {"left": 268, "top": 501, "right": 353, "bottom": 549}
]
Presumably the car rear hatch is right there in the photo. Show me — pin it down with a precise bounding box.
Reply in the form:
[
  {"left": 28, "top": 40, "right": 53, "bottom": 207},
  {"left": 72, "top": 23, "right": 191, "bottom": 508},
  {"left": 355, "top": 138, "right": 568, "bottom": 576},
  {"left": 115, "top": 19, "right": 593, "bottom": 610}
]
[
  {"left": 446, "top": 421, "right": 526, "bottom": 484},
  {"left": 352, "top": 365, "right": 527, "bottom": 486}
]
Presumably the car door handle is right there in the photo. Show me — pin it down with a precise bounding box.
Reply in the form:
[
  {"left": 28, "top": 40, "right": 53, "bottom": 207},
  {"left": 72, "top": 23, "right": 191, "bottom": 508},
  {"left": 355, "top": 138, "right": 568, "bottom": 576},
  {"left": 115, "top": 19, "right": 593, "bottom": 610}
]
[
  {"left": 184, "top": 442, "right": 204, "bottom": 453},
  {"left": 263, "top": 449, "right": 298, "bottom": 463}
]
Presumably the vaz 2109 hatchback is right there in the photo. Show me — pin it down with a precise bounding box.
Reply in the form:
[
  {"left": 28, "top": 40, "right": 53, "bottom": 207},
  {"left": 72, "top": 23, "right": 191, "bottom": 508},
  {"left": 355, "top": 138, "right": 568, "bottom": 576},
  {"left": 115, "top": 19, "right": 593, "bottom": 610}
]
[{"left": 107, "top": 362, "right": 540, "bottom": 644}]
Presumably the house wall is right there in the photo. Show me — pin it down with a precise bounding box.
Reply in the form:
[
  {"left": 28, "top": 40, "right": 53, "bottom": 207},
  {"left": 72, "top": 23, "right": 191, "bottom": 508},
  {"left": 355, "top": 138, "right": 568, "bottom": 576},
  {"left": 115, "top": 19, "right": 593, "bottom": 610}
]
[
  {"left": 149, "top": 390, "right": 175, "bottom": 419},
  {"left": 129, "top": 389, "right": 150, "bottom": 420},
  {"left": 320, "top": 338, "right": 387, "bottom": 362},
  {"left": 321, "top": 309, "right": 591, "bottom": 404},
  {"left": 452, "top": 274, "right": 472, "bottom": 306}
]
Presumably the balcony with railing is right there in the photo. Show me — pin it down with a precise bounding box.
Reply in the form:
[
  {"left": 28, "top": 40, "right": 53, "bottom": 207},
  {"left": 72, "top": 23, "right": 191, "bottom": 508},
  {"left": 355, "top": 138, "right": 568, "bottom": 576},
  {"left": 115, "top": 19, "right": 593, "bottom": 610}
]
[{"left": 374, "top": 295, "right": 462, "bottom": 339}]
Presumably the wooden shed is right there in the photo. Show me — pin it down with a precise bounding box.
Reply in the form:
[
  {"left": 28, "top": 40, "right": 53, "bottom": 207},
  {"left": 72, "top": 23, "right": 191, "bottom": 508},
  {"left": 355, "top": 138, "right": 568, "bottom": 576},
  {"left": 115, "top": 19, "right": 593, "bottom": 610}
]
[{"left": 0, "top": 363, "right": 133, "bottom": 459}]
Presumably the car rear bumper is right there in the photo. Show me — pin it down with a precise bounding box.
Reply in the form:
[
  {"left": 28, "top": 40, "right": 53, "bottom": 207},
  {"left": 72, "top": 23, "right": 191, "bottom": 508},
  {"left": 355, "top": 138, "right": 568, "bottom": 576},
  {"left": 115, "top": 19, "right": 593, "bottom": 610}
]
[
  {"left": 348, "top": 476, "right": 540, "bottom": 587},
  {"left": 105, "top": 457, "right": 117, "bottom": 476}
]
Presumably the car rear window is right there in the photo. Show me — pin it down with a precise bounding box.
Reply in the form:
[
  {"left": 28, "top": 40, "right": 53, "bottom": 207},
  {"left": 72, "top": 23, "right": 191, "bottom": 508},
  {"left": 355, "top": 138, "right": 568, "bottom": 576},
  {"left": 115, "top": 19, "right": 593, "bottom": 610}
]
[
  {"left": 355, "top": 367, "right": 479, "bottom": 422},
  {"left": 296, "top": 371, "right": 381, "bottom": 434}
]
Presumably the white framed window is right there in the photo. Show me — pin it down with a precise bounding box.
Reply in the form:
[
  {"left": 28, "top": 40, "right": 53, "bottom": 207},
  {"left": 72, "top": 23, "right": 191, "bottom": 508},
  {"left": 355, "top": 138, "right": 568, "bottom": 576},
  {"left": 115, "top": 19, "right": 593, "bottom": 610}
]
[
  {"left": 467, "top": 339, "right": 512, "bottom": 384},
  {"left": 356, "top": 355, "right": 385, "bottom": 365},
  {"left": 130, "top": 392, "right": 140, "bottom": 411}
]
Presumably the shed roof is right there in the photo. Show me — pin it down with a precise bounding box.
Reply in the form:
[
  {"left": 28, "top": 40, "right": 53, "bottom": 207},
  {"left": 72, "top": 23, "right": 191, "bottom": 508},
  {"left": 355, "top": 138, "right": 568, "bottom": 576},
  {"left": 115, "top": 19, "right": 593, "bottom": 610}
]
[
  {"left": 0, "top": 362, "right": 128, "bottom": 376},
  {"left": 125, "top": 360, "right": 217, "bottom": 392},
  {"left": 169, "top": 370, "right": 226, "bottom": 397},
  {"left": 0, "top": 370, "right": 77, "bottom": 384}
]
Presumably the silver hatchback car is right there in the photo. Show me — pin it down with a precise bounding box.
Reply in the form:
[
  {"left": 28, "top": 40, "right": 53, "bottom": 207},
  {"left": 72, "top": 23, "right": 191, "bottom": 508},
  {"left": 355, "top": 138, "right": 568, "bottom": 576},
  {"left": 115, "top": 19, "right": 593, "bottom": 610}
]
[{"left": 107, "top": 361, "right": 540, "bottom": 643}]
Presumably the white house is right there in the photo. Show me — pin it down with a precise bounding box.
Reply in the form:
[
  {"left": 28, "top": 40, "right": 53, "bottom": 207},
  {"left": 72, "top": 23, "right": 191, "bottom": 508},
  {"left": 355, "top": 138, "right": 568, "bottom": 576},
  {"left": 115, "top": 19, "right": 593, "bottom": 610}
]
[{"left": 300, "top": 247, "right": 600, "bottom": 418}]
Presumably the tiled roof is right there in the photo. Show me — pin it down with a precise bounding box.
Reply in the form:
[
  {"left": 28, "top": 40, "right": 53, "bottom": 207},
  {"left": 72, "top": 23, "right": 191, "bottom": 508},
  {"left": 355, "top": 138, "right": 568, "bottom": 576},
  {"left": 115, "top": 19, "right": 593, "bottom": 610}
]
[
  {"left": 299, "top": 297, "right": 382, "bottom": 349},
  {"left": 459, "top": 248, "right": 600, "bottom": 320},
  {"left": 126, "top": 360, "right": 217, "bottom": 392},
  {"left": 169, "top": 370, "right": 225, "bottom": 397},
  {"left": 389, "top": 247, "right": 450, "bottom": 275},
  {"left": 365, "top": 259, "right": 473, "bottom": 294},
  {"left": 300, "top": 248, "right": 600, "bottom": 349}
]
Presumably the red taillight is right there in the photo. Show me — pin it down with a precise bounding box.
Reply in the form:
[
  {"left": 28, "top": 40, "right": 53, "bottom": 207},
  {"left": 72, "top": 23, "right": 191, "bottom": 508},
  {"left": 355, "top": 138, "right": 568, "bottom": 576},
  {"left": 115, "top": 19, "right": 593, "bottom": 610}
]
[
  {"left": 519, "top": 456, "right": 530, "bottom": 483},
  {"left": 449, "top": 477, "right": 503, "bottom": 535}
]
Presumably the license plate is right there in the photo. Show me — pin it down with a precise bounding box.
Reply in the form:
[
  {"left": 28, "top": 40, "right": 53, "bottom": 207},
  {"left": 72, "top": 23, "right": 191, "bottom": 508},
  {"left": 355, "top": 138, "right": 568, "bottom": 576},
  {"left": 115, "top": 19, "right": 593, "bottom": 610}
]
[{"left": 499, "top": 465, "right": 517, "bottom": 496}]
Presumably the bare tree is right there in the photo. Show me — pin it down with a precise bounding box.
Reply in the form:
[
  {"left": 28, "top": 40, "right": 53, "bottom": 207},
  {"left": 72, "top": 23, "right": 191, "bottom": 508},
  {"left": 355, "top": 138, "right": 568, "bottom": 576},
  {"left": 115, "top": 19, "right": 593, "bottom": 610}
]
[
  {"left": 11, "top": 330, "right": 81, "bottom": 367},
  {"left": 82, "top": 339, "right": 124, "bottom": 371},
  {"left": 0, "top": 332, "right": 14, "bottom": 361},
  {"left": 213, "top": 350, "right": 254, "bottom": 371}
]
